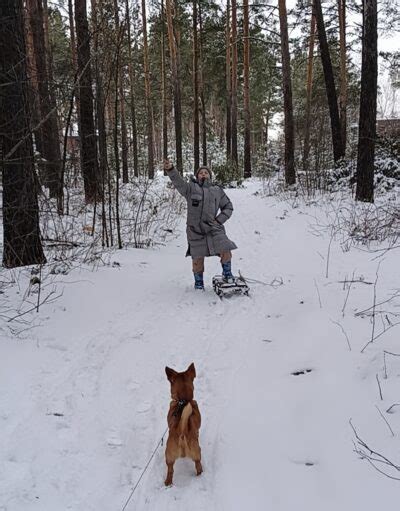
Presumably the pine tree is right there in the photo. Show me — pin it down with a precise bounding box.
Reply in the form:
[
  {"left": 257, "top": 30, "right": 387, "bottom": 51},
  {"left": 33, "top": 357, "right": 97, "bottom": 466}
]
[
  {"left": 193, "top": 0, "right": 200, "bottom": 172},
  {"left": 1, "top": 0, "right": 46, "bottom": 267},
  {"left": 231, "top": 0, "right": 238, "bottom": 169},
  {"left": 75, "top": 0, "right": 100, "bottom": 203},
  {"left": 141, "top": 0, "right": 154, "bottom": 179},
  {"left": 303, "top": 2, "right": 316, "bottom": 172},
  {"left": 26, "top": 0, "right": 62, "bottom": 199},
  {"left": 243, "top": 0, "right": 252, "bottom": 178},
  {"left": 314, "top": 0, "right": 344, "bottom": 162},
  {"left": 356, "top": 0, "right": 378, "bottom": 203},
  {"left": 166, "top": 0, "right": 183, "bottom": 174},
  {"left": 278, "top": 0, "right": 296, "bottom": 185}
]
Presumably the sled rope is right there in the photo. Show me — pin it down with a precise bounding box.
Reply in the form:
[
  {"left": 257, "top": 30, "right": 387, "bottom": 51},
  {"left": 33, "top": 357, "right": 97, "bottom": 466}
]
[
  {"left": 238, "top": 270, "right": 283, "bottom": 287},
  {"left": 121, "top": 425, "right": 169, "bottom": 511}
]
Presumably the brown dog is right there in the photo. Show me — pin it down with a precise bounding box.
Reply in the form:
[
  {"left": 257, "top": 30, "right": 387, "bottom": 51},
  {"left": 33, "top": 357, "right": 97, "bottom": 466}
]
[{"left": 164, "top": 362, "right": 203, "bottom": 486}]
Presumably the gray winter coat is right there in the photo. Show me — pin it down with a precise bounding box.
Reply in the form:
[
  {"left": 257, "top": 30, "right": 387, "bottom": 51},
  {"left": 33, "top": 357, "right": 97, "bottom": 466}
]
[{"left": 168, "top": 168, "right": 237, "bottom": 258}]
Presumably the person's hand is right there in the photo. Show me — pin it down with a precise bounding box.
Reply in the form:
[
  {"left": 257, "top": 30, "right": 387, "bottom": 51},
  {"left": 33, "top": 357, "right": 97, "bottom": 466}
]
[{"left": 164, "top": 159, "right": 174, "bottom": 172}]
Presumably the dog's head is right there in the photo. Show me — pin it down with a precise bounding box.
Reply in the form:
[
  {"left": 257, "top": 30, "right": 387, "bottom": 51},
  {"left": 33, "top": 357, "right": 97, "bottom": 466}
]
[{"left": 165, "top": 363, "right": 196, "bottom": 402}]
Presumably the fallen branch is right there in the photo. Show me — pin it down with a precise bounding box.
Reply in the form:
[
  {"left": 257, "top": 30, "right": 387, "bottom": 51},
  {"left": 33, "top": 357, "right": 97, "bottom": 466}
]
[
  {"left": 330, "top": 319, "right": 351, "bottom": 351},
  {"left": 350, "top": 419, "right": 400, "bottom": 481}
]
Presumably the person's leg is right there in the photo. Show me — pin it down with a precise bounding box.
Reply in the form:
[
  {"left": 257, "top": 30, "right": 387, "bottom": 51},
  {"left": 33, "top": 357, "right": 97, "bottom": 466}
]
[
  {"left": 220, "top": 251, "right": 234, "bottom": 281},
  {"left": 192, "top": 257, "right": 205, "bottom": 289},
  {"left": 220, "top": 251, "right": 232, "bottom": 264}
]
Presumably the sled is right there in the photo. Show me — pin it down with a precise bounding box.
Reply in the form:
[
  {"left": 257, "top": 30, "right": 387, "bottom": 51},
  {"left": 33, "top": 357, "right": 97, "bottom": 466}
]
[{"left": 212, "top": 274, "right": 250, "bottom": 298}]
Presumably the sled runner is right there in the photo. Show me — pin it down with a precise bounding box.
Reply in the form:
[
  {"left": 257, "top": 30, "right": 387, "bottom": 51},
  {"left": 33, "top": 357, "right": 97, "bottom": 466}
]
[{"left": 212, "top": 274, "right": 250, "bottom": 298}]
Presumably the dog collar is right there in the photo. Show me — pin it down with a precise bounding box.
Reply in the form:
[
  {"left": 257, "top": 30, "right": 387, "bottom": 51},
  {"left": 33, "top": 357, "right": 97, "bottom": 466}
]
[{"left": 171, "top": 399, "right": 188, "bottom": 417}]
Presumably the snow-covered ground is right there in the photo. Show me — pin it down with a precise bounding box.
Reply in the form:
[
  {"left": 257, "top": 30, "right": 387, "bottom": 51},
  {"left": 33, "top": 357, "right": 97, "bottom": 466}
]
[{"left": 1, "top": 179, "right": 400, "bottom": 511}]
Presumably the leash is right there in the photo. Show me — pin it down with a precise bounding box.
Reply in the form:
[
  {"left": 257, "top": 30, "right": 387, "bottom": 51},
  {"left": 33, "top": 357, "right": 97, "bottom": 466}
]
[
  {"left": 120, "top": 425, "right": 169, "bottom": 511},
  {"left": 120, "top": 399, "right": 190, "bottom": 510},
  {"left": 238, "top": 271, "right": 283, "bottom": 288}
]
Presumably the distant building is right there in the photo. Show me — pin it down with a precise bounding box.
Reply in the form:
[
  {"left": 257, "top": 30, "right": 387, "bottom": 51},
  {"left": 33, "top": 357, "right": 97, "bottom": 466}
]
[{"left": 376, "top": 118, "right": 400, "bottom": 138}]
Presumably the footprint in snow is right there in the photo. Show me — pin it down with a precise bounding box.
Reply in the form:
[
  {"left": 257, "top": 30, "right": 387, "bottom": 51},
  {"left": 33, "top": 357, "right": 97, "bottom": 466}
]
[
  {"left": 291, "top": 369, "right": 313, "bottom": 376},
  {"left": 127, "top": 380, "right": 140, "bottom": 391},
  {"left": 107, "top": 434, "right": 123, "bottom": 447},
  {"left": 291, "top": 458, "right": 317, "bottom": 467},
  {"left": 136, "top": 401, "right": 152, "bottom": 413}
]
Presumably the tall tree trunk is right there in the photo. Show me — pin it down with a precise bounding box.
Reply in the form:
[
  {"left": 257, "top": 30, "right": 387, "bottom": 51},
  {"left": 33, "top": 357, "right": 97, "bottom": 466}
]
[
  {"left": 91, "top": 0, "right": 109, "bottom": 245},
  {"left": 243, "top": 0, "right": 251, "bottom": 178},
  {"left": 120, "top": 82, "right": 129, "bottom": 182},
  {"left": 141, "top": 0, "right": 154, "bottom": 179},
  {"left": 125, "top": 0, "right": 139, "bottom": 177},
  {"left": 68, "top": 0, "right": 80, "bottom": 175},
  {"left": 166, "top": 0, "right": 183, "bottom": 174},
  {"left": 68, "top": 0, "right": 78, "bottom": 71},
  {"left": 26, "top": 0, "right": 62, "bottom": 199},
  {"left": 303, "top": 1, "right": 316, "bottom": 171},
  {"left": 43, "top": 0, "right": 64, "bottom": 211},
  {"left": 114, "top": 60, "right": 121, "bottom": 181},
  {"left": 199, "top": 0, "right": 207, "bottom": 165},
  {"left": 24, "top": 4, "right": 43, "bottom": 157},
  {"left": 1, "top": 0, "right": 46, "bottom": 267},
  {"left": 225, "top": 0, "right": 232, "bottom": 162},
  {"left": 278, "top": 0, "right": 296, "bottom": 185},
  {"left": 114, "top": 0, "right": 129, "bottom": 183},
  {"left": 356, "top": 0, "right": 377, "bottom": 203},
  {"left": 193, "top": 0, "right": 200, "bottom": 172},
  {"left": 314, "top": 0, "right": 344, "bottom": 162},
  {"left": 264, "top": 105, "right": 270, "bottom": 156},
  {"left": 75, "top": 0, "right": 100, "bottom": 203},
  {"left": 161, "top": 0, "right": 168, "bottom": 168},
  {"left": 231, "top": 0, "right": 238, "bottom": 169},
  {"left": 338, "top": 0, "right": 347, "bottom": 154}
]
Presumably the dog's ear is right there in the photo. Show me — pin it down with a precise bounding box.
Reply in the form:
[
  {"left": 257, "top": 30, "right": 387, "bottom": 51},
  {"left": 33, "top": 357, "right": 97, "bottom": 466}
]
[
  {"left": 186, "top": 362, "right": 196, "bottom": 380},
  {"left": 165, "top": 366, "right": 177, "bottom": 382}
]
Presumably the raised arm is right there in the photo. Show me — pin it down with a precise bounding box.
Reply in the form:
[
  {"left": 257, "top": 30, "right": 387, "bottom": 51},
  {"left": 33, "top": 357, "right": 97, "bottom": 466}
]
[
  {"left": 164, "top": 159, "right": 190, "bottom": 198},
  {"left": 215, "top": 191, "right": 233, "bottom": 224}
]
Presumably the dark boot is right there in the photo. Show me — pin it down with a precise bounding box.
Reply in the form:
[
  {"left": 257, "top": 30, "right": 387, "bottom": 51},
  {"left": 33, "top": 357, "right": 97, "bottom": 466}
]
[
  {"left": 221, "top": 261, "right": 234, "bottom": 283},
  {"left": 194, "top": 272, "right": 204, "bottom": 290}
]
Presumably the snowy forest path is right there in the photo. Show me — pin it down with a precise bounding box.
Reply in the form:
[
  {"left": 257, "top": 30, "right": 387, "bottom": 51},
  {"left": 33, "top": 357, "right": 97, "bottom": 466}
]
[{"left": 2, "top": 180, "right": 400, "bottom": 511}]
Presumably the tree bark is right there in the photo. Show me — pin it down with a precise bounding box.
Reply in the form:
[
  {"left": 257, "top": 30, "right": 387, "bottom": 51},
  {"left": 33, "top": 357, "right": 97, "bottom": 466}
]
[
  {"left": 243, "top": 0, "right": 251, "bottom": 178},
  {"left": 278, "top": 0, "right": 296, "bottom": 185},
  {"left": 75, "top": 0, "right": 100, "bottom": 203},
  {"left": 356, "top": 0, "right": 377, "bottom": 203},
  {"left": 1, "top": 0, "right": 46, "bottom": 267},
  {"left": 141, "top": 0, "right": 154, "bottom": 179},
  {"left": 314, "top": 0, "right": 344, "bottom": 162}
]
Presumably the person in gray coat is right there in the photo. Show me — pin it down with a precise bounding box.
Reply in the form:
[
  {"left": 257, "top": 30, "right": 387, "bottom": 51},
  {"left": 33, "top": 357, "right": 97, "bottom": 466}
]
[{"left": 164, "top": 159, "right": 237, "bottom": 290}]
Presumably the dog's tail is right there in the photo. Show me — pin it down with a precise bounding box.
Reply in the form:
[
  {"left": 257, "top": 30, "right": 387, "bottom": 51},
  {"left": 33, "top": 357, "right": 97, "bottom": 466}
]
[{"left": 179, "top": 402, "right": 193, "bottom": 436}]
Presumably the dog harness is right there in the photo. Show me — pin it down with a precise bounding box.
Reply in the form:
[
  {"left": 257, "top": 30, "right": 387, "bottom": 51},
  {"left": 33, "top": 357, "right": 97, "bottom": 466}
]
[{"left": 172, "top": 399, "right": 188, "bottom": 417}]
